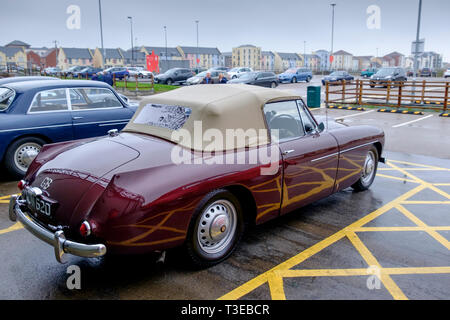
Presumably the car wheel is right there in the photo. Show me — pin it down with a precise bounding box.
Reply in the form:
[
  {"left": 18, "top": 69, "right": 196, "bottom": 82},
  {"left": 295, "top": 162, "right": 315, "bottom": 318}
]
[
  {"left": 352, "top": 146, "right": 379, "bottom": 192},
  {"left": 306, "top": 76, "right": 311, "bottom": 83},
  {"left": 270, "top": 81, "right": 277, "bottom": 88},
  {"left": 232, "top": 75, "right": 237, "bottom": 79},
  {"left": 166, "top": 79, "right": 173, "bottom": 85},
  {"left": 184, "top": 189, "right": 245, "bottom": 268},
  {"left": 4, "top": 137, "right": 45, "bottom": 178},
  {"left": 292, "top": 77, "right": 297, "bottom": 83}
]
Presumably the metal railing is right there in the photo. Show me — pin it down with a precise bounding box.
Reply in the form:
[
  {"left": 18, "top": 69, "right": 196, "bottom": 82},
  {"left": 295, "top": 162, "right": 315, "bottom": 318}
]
[{"left": 325, "top": 79, "right": 449, "bottom": 112}]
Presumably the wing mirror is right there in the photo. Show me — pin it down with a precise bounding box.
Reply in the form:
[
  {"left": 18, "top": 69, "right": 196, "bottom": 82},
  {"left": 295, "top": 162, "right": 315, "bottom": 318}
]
[{"left": 318, "top": 122, "right": 325, "bottom": 132}]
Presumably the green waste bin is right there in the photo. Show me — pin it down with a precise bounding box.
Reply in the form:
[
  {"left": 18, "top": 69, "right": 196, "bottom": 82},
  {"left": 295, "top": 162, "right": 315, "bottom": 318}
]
[{"left": 307, "top": 86, "right": 321, "bottom": 108}]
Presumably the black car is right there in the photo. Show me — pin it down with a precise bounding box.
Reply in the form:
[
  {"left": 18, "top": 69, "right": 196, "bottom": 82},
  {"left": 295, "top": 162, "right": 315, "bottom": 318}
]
[
  {"left": 370, "top": 67, "right": 407, "bottom": 87},
  {"left": 73, "top": 67, "right": 103, "bottom": 79},
  {"left": 154, "top": 68, "right": 194, "bottom": 85},
  {"left": 227, "top": 71, "right": 279, "bottom": 88},
  {"left": 322, "top": 71, "right": 354, "bottom": 85}
]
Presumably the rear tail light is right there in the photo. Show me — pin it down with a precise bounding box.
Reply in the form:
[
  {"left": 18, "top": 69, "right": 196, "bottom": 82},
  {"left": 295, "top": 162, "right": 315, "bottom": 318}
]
[
  {"left": 79, "top": 221, "right": 91, "bottom": 237},
  {"left": 17, "top": 180, "right": 26, "bottom": 191}
]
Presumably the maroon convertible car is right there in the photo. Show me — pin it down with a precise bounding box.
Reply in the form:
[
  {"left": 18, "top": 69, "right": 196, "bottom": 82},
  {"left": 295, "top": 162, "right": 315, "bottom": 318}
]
[{"left": 10, "top": 84, "right": 384, "bottom": 266}]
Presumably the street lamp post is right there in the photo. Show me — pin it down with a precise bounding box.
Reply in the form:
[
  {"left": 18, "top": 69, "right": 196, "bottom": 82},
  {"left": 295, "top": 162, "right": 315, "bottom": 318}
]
[
  {"left": 196, "top": 20, "right": 199, "bottom": 71},
  {"left": 303, "top": 41, "right": 306, "bottom": 68},
  {"left": 330, "top": 3, "right": 336, "bottom": 71},
  {"left": 413, "top": 0, "right": 423, "bottom": 77},
  {"left": 98, "top": 0, "right": 105, "bottom": 67},
  {"left": 164, "top": 26, "right": 168, "bottom": 71},
  {"left": 127, "top": 16, "right": 134, "bottom": 66}
]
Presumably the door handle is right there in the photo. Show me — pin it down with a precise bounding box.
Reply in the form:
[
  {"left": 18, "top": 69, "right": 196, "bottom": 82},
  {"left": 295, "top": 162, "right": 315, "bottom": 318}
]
[
  {"left": 72, "top": 116, "right": 83, "bottom": 120},
  {"left": 282, "top": 149, "right": 295, "bottom": 156}
]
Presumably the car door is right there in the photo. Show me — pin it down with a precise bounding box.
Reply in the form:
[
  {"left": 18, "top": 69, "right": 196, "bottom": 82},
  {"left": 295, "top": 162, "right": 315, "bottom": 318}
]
[
  {"left": 264, "top": 99, "right": 339, "bottom": 215},
  {"left": 26, "top": 88, "right": 74, "bottom": 143},
  {"left": 69, "top": 87, "right": 134, "bottom": 139}
]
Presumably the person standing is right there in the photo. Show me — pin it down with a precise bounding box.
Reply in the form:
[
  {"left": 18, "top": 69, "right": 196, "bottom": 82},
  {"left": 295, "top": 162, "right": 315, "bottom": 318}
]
[
  {"left": 218, "top": 73, "right": 228, "bottom": 83},
  {"left": 202, "top": 72, "right": 213, "bottom": 84}
]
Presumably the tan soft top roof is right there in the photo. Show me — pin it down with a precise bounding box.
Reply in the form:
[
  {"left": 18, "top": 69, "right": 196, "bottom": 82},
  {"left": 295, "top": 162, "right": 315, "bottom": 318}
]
[{"left": 123, "top": 84, "right": 301, "bottom": 151}]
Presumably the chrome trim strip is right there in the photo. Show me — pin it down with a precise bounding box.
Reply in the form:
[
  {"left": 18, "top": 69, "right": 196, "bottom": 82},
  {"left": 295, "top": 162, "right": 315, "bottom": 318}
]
[
  {"left": 99, "top": 122, "right": 129, "bottom": 127},
  {"left": 340, "top": 141, "right": 378, "bottom": 154},
  {"left": 73, "top": 119, "right": 131, "bottom": 126},
  {"left": 0, "top": 124, "right": 73, "bottom": 133},
  {"left": 311, "top": 141, "right": 378, "bottom": 163},
  {"left": 311, "top": 152, "right": 339, "bottom": 162}
]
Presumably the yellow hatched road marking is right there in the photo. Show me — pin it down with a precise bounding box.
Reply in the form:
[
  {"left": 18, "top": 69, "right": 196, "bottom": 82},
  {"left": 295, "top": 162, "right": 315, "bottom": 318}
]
[
  {"left": 220, "top": 159, "right": 450, "bottom": 300},
  {"left": 0, "top": 222, "right": 23, "bottom": 235}
]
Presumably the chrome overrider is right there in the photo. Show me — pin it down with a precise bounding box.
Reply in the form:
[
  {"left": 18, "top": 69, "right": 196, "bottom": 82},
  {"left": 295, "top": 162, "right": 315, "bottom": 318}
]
[{"left": 9, "top": 188, "right": 106, "bottom": 263}]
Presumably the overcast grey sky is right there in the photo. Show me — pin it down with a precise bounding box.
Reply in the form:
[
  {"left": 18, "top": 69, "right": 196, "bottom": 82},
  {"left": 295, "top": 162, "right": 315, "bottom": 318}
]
[{"left": 1, "top": 0, "right": 449, "bottom": 61}]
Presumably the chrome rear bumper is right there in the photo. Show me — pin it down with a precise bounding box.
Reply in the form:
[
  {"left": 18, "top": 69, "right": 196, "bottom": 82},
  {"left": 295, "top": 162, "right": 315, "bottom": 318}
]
[{"left": 9, "top": 196, "right": 107, "bottom": 263}]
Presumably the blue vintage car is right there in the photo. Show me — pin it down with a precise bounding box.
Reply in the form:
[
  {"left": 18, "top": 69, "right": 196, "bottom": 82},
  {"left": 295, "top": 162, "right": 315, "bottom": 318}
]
[
  {"left": 0, "top": 80, "right": 137, "bottom": 177},
  {"left": 278, "top": 68, "right": 313, "bottom": 83}
]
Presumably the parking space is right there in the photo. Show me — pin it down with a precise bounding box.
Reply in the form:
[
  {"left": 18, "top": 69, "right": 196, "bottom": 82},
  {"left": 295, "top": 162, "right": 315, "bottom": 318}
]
[{"left": 0, "top": 152, "right": 448, "bottom": 300}]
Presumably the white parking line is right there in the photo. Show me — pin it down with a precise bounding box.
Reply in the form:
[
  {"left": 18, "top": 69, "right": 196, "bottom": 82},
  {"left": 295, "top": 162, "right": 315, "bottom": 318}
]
[
  {"left": 334, "top": 110, "right": 375, "bottom": 120},
  {"left": 392, "top": 114, "right": 433, "bottom": 128}
]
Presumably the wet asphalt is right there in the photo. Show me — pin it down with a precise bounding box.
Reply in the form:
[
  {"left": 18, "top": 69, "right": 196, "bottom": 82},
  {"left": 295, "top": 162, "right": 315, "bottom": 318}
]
[{"left": 0, "top": 150, "right": 449, "bottom": 300}]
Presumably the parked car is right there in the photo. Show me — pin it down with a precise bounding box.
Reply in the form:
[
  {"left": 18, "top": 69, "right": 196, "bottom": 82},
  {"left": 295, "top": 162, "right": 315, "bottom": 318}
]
[
  {"left": 370, "top": 67, "right": 407, "bottom": 87},
  {"left": 154, "top": 68, "right": 194, "bottom": 85},
  {"left": 186, "top": 70, "right": 230, "bottom": 85},
  {"left": 0, "top": 80, "right": 138, "bottom": 177},
  {"left": 190, "top": 67, "right": 207, "bottom": 75},
  {"left": 0, "top": 76, "right": 58, "bottom": 85},
  {"left": 278, "top": 68, "right": 312, "bottom": 83},
  {"left": 208, "top": 67, "right": 229, "bottom": 72},
  {"left": 445, "top": 69, "right": 450, "bottom": 78},
  {"left": 322, "top": 71, "right": 354, "bottom": 85},
  {"left": 228, "top": 67, "right": 253, "bottom": 79},
  {"left": 62, "top": 66, "right": 85, "bottom": 77},
  {"left": 127, "top": 67, "right": 153, "bottom": 79},
  {"left": 73, "top": 67, "right": 103, "bottom": 79},
  {"left": 9, "top": 84, "right": 385, "bottom": 266},
  {"left": 361, "top": 68, "right": 378, "bottom": 78},
  {"left": 227, "top": 71, "right": 279, "bottom": 88},
  {"left": 43, "top": 67, "right": 62, "bottom": 76},
  {"left": 419, "top": 68, "right": 437, "bottom": 77},
  {"left": 104, "top": 67, "right": 129, "bottom": 80}
]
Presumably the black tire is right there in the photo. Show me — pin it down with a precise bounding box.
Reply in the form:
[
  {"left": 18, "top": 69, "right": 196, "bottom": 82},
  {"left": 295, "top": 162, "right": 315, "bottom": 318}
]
[
  {"left": 184, "top": 189, "right": 245, "bottom": 268},
  {"left": 4, "top": 137, "right": 45, "bottom": 179},
  {"left": 292, "top": 77, "right": 297, "bottom": 83},
  {"left": 351, "top": 146, "right": 379, "bottom": 192},
  {"left": 166, "top": 78, "right": 173, "bottom": 85},
  {"left": 232, "top": 75, "right": 237, "bottom": 79},
  {"left": 306, "top": 76, "right": 311, "bottom": 83},
  {"left": 270, "top": 81, "right": 277, "bottom": 88}
]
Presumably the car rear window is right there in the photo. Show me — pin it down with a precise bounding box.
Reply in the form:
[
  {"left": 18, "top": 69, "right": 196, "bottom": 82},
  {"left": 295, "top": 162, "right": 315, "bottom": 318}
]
[
  {"left": 0, "top": 87, "right": 16, "bottom": 111},
  {"left": 133, "top": 103, "right": 191, "bottom": 130},
  {"left": 29, "top": 88, "right": 69, "bottom": 113}
]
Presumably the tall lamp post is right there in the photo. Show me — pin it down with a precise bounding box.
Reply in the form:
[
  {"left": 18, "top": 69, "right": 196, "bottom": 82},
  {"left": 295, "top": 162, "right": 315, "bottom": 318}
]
[
  {"left": 413, "top": 0, "right": 423, "bottom": 77},
  {"left": 164, "top": 26, "right": 168, "bottom": 71},
  {"left": 98, "top": 0, "right": 105, "bottom": 67},
  {"left": 127, "top": 16, "right": 134, "bottom": 66},
  {"left": 330, "top": 3, "right": 336, "bottom": 71},
  {"left": 196, "top": 20, "right": 199, "bottom": 71},
  {"left": 303, "top": 41, "right": 306, "bottom": 68}
]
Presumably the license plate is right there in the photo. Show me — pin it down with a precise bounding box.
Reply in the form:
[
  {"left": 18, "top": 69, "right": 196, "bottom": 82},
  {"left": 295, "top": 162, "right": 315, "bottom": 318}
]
[{"left": 23, "top": 189, "right": 56, "bottom": 218}]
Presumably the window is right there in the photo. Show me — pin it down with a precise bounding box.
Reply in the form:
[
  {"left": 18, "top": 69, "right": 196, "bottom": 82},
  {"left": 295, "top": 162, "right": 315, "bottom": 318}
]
[
  {"left": 29, "top": 89, "right": 69, "bottom": 113},
  {"left": 0, "top": 87, "right": 15, "bottom": 111},
  {"left": 264, "top": 100, "right": 304, "bottom": 141},
  {"left": 297, "top": 100, "right": 316, "bottom": 134},
  {"left": 69, "top": 88, "right": 122, "bottom": 110}
]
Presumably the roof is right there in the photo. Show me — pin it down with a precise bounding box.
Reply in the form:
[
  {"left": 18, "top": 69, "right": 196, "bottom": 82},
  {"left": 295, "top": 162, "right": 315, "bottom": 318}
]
[
  {"left": 0, "top": 46, "right": 24, "bottom": 57},
  {"left": 179, "top": 46, "right": 221, "bottom": 55},
  {"left": 237, "top": 44, "right": 257, "bottom": 48},
  {"left": 354, "top": 56, "right": 373, "bottom": 60},
  {"left": 61, "top": 48, "right": 93, "bottom": 59},
  {"left": 100, "top": 48, "right": 123, "bottom": 59},
  {"left": 277, "top": 52, "right": 301, "bottom": 60},
  {"left": 384, "top": 51, "right": 404, "bottom": 58},
  {"left": 0, "top": 76, "right": 58, "bottom": 86},
  {"left": 3, "top": 79, "right": 111, "bottom": 93},
  {"left": 5, "top": 40, "right": 30, "bottom": 48},
  {"left": 262, "top": 51, "right": 274, "bottom": 56},
  {"left": 143, "top": 46, "right": 181, "bottom": 57},
  {"left": 121, "top": 50, "right": 146, "bottom": 60},
  {"left": 333, "top": 50, "right": 352, "bottom": 56},
  {"left": 124, "top": 84, "right": 301, "bottom": 151}
]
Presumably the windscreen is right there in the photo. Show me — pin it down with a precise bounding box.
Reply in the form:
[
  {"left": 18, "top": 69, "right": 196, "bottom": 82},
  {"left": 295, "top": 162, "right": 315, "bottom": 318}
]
[
  {"left": 132, "top": 103, "right": 192, "bottom": 130},
  {"left": 0, "top": 87, "right": 15, "bottom": 111}
]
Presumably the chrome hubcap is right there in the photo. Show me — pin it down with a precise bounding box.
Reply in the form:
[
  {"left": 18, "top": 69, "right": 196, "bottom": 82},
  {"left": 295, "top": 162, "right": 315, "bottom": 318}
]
[
  {"left": 197, "top": 200, "right": 237, "bottom": 254},
  {"left": 361, "top": 151, "right": 376, "bottom": 185},
  {"left": 14, "top": 143, "right": 41, "bottom": 172}
]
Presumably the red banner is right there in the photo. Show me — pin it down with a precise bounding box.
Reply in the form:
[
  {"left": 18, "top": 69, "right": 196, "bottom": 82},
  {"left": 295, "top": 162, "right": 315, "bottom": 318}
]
[{"left": 146, "top": 51, "right": 159, "bottom": 73}]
